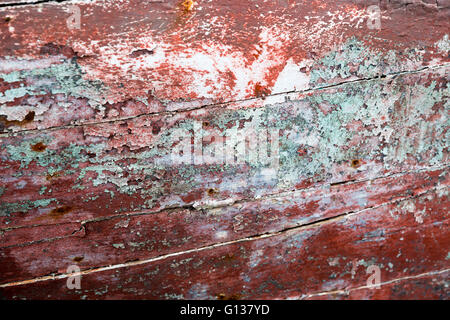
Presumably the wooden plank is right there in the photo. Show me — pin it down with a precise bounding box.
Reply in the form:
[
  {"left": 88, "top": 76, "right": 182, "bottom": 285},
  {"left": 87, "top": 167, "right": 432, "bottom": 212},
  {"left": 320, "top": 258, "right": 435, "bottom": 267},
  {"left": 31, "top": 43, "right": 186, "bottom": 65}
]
[
  {"left": 0, "top": 168, "right": 446, "bottom": 284},
  {"left": 0, "top": 0, "right": 448, "bottom": 131},
  {"left": 0, "top": 186, "right": 447, "bottom": 299},
  {"left": 1, "top": 68, "right": 448, "bottom": 229},
  {"left": 0, "top": 221, "right": 80, "bottom": 248},
  {"left": 305, "top": 270, "right": 450, "bottom": 300}
]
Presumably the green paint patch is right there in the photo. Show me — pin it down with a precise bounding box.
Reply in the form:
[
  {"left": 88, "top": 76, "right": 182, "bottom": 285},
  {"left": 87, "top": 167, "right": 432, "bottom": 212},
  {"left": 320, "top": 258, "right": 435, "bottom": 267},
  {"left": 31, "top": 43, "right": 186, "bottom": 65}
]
[
  {"left": 0, "top": 60, "right": 107, "bottom": 108},
  {"left": 0, "top": 198, "right": 57, "bottom": 217},
  {"left": 309, "top": 37, "right": 425, "bottom": 87}
]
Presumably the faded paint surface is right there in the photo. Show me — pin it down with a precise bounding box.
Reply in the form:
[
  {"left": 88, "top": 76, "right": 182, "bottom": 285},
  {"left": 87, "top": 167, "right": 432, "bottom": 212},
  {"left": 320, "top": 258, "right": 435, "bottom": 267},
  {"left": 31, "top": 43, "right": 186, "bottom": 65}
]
[{"left": 0, "top": 0, "right": 449, "bottom": 299}]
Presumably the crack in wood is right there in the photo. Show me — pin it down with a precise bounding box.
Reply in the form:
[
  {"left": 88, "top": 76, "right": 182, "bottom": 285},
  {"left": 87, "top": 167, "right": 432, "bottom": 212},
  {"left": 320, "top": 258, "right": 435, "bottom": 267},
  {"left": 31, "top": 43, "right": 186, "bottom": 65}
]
[
  {"left": 0, "top": 0, "right": 69, "bottom": 8},
  {"left": 0, "top": 184, "right": 446, "bottom": 288},
  {"left": 1, "top": 163, "right": 447, "bottom": 234},
  {"left": 301, "top": 268, "right": 450, "bottom": 299}
]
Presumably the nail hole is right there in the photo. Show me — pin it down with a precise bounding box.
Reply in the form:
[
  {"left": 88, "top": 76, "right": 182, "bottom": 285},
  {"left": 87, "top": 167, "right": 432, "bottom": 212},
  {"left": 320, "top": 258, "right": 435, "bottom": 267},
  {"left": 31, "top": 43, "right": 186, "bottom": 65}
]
[
  {"left": 207, "top": 188, "right": 218, "bottom": 196},
  {"left": 130, "top": 48, "right": 154, "bottom": 58},
  {"left": 24, "top": 111, "right": 35, "bottom": 122},
  {"left": 351, "top": 159, "right": 361, "bottom": 168},
  {"left": 73, "top": 256, "right": 84, "bottom": 262}
]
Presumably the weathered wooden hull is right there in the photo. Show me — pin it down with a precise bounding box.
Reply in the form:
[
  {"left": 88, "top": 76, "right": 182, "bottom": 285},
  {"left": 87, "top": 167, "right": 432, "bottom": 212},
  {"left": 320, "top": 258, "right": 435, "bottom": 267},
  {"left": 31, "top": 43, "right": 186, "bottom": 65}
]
[{"left": 0, "top": 0, "right": 449, "bottom": 300}]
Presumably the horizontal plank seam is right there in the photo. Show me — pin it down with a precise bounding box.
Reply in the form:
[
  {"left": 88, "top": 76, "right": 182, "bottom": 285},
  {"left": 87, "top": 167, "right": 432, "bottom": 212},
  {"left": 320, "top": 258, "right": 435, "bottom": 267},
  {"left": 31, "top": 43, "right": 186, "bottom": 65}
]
[
  {"left": 0, "top": 185, "right": 445, "bottom": 288},
  {"left": 0, "top": 225, "right": 83, "bottom": 249}
]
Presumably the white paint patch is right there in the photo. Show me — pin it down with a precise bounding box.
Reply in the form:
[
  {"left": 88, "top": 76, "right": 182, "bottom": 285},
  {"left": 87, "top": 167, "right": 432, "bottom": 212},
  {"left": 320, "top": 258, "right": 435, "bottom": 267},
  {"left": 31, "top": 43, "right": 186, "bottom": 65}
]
[
  {"left": 437, "top": 187, "right": 448, "bottom": 198},
  {"left": 0, "top": 56, "right": 65, "bottom": 73},
  {"left": 0, "top": 100, "right": 58, "bottom": 121},
  {"left": 215, "top": 230, "right": 228, "bottom": 240},
  {"left": 68, "top": 7, "right": 372, "bottom": 103},
  {"left": 414, "top": 210, "right": 425, "bottom": 224},
  {"left": 271, "top": 58, "right": 311, "bottom": 94},
  {"left": 400, "top": 199, "right": 425, "bottom": 224},
  {"left": 192, "top": 198, "right": 236, "bottom": 210},
  {"left": 401, "top": 200, "right": 416, "bottom": 213},
  {"left": 328, "top": 257, "right": 340, "bottom": 266},
  {"left": 16, "top": 180, "right": 27, "bottom": 189},
  {"left": 114, "top": 219, "right": 130, "bottom": 229}
]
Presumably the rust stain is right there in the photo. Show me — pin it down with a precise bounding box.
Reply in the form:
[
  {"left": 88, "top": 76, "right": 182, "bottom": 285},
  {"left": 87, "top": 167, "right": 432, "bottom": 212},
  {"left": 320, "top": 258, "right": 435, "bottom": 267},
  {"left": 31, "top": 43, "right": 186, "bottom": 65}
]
[
  {"left": 30, "top": 142, "right": 47, "bottom": 152},
  {"left": 130, "top": 49, "right": 154, "bottom": 58},
  {"left": 39, "top": 43, "right": 76, "bottom": 59},
  {"left": 46, "top": 171, "right": 63, "bottom": 181},
  {"left": 72, "top": 256, "right": 84, "bottom": 263},
  {"left": 48, "top": 206, "right": 73, "bottom": 220},
  {"left": 181, "top": 0, "right": 195, "bottom": 12},
  {"left": 0, "top": 111, "right": 35, "bottom": 131},
  {"left": 254, "top": 83, "right": 271, "bottom": 99},
  {"left": 297, "top": 147, "right": 308, "bottom": 156},
  {"left": 217, "top": 293, "right": 242, "bottom": 300},
  {"left": 207, "top": 188, "right": 218, "bottom": 196},
  {"left": 351, "top": 159, "right": 362, "bottom": 168}
]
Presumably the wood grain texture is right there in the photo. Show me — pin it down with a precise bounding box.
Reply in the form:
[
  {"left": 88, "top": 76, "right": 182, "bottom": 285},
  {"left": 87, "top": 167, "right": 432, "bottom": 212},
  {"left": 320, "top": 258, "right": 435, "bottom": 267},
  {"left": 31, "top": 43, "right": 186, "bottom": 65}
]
[
  {"left": 0, "top": 187, "right": 448, "bottom": 299},
  {"left": 0, "top": 0, "right": 448, "bottom": 299},
  {"left": 0, "top": 168, "right": 447, "bottom": 284}
]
